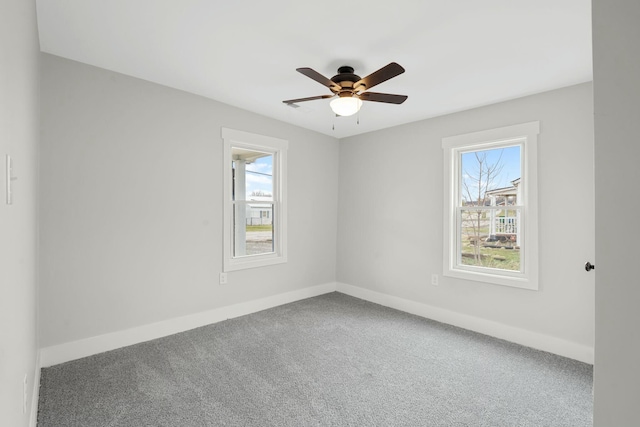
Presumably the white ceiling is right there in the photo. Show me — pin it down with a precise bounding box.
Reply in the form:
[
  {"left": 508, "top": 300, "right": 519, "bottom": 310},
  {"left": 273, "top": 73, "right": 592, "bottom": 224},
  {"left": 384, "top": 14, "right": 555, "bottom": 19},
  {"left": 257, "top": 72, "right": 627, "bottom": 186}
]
[{"left": 35, "top": 0, "right": 592, "bottom": 139}]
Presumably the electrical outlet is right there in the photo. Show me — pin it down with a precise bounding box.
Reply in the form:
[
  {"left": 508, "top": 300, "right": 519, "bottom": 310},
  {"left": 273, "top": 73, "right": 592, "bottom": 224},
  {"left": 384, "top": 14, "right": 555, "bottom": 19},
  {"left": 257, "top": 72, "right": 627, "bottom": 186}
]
[
  {"left": 431, "top": 274, "right": 439, "bottom": 286},
  {"left": 219, "top": 272, "right": 228, "bottom": 285},
  {"left": 23, "top": 374, "right": 27, "bottom": 414}
]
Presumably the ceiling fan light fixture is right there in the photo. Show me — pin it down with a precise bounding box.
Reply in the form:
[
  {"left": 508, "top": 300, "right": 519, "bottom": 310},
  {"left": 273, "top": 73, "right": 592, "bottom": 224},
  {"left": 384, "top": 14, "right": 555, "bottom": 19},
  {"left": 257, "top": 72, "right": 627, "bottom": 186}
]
[
  {"left": 284, "top": 63, "right": 406, "bottom": 118},
  {"left": 330, "top": 96, "right": 362, "bottom": 117}
]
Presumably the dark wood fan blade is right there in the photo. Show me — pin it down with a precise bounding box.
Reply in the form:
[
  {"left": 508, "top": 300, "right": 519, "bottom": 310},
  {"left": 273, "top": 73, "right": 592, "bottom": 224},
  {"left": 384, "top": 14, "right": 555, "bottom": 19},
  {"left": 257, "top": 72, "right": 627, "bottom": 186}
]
[
  {"left": 359, "top": 92, "right": 408, "bottom": 104},
  {"left": 354, "top": 62, "right": 405, "bottom": 92},
  {"left": 296, "top": 68, "right": 341, "bottom": 92},
  {"left": 283, "top": 94, "right": 335, "bottom": 104}
]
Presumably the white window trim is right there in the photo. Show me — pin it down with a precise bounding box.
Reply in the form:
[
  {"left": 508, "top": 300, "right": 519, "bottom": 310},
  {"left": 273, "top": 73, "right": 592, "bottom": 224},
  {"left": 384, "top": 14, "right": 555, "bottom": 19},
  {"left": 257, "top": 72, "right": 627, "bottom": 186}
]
[
  {"left": 222, "top": 128, "right": 288, "bottom": 272},
  {"left": 442, "top": 121, "right": 539, "bottom": 290}
]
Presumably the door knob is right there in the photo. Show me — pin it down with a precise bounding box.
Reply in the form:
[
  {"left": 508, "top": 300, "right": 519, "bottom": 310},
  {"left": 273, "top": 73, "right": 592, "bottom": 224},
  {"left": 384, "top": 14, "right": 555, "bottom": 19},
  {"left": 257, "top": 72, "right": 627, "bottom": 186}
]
[{"left": 585, "top": 261, "right": 595, "bottom": 272}]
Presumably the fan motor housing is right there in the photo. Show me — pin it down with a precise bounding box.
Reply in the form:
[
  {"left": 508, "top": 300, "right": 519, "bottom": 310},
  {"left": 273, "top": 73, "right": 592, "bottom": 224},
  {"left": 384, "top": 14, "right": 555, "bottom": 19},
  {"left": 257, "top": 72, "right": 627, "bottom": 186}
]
[{"left": 331, "top": 66, "right": 361, "bottom": 90}]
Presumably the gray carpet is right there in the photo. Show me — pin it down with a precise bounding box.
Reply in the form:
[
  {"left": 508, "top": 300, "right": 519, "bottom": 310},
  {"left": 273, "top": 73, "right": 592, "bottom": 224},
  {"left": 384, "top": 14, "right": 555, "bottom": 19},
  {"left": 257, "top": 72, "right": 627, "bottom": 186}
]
[{"left": 37, "top": 292, "right": 593, "bottom": 426}]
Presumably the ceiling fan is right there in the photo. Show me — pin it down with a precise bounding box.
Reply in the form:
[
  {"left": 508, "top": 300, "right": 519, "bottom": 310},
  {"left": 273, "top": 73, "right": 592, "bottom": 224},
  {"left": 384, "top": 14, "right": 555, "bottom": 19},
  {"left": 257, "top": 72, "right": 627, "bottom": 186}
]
[{"left": 283, "top": 62, "right": 408, "bottom": 117}]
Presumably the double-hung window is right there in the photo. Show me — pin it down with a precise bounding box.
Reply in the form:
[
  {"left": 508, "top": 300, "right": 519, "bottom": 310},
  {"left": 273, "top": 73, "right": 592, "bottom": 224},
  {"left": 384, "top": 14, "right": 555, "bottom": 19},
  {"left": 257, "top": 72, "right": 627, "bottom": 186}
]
[
  {"left": 222, "top": 128, "right": 288, "bottom": 272},
  {"left": 442, "top": 122, "right": 539, "bottom": 290}
]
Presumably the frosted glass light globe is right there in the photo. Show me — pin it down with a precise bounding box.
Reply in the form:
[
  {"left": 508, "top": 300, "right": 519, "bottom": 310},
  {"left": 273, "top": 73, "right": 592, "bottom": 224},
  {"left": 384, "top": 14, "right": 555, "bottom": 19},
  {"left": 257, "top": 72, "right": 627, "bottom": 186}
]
[{"left": 330, "top": 97, "right": 363, "bottom": 117}]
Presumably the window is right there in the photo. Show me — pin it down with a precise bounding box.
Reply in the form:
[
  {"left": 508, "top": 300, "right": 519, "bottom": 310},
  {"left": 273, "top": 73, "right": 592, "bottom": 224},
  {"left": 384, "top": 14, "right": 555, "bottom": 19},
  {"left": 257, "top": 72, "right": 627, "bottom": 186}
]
[
  {"left": 222, "top": 128, "right": 288, "bottom": 272},
  {"left": 442, "top": 122, "right": 539, "bottom": 290}
]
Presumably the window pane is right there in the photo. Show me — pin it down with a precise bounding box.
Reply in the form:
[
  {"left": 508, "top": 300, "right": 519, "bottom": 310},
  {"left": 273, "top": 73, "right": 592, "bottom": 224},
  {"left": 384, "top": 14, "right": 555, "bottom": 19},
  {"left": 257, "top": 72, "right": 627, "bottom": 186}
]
[
  {"left": 231, "top": 146, "right": 275, "bottom": 258},
  {"left": 458, "top": 145, "right": 521, "bottom": 272},
  {"left": 231, "top": 147, "right": 273, "bottom": 202},
  {"left": 233, "top": 203, "right": 274, "bottom": 257},
  {"left": 459, "top": 208, "right": 521, "bottom": 272},
  {"left": 460, "top": 145, "right": 521, "bottom": 207}
]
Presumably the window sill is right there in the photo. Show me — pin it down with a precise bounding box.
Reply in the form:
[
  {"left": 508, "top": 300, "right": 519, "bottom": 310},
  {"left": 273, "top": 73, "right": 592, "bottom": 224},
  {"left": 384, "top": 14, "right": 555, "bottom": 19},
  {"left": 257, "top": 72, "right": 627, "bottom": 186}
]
[
  {"left": 443, "top": 267, "right": 538, "bottom": 291},
  {"left": 223, "top": 253, "right": 287, "bottom": 272}
]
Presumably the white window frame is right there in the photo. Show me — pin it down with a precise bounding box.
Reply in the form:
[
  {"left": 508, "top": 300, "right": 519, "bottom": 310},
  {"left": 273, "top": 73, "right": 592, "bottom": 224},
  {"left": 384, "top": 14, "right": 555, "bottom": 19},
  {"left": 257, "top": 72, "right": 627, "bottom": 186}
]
[
  {"left": 442, "top": 121, "right": 539, "bottom": 290},
  {"left": 222, "top": 128, "right": 288, "bottom": 272}
]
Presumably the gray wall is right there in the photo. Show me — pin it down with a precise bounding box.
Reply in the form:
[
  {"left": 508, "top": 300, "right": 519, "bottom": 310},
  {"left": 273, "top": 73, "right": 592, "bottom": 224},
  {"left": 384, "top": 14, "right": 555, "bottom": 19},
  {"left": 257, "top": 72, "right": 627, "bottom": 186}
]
[
  {"left": 39, "top": 54, "right": 339, "bottom": 347},
  {"left": 593, "top": 0, "right": 640, "bottom": 424},
  {"left": 0, "top": 0, "right": 40, "bottom": 425},
  {"left": 337, "top": 83, "right": 595, "bottom": 351}
]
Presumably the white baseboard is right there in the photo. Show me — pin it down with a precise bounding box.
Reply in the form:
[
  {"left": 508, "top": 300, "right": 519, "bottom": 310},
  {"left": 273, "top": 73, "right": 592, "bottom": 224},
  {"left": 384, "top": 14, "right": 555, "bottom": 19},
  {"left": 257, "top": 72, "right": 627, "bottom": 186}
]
[
  {"left": 29, "top": 351, "right": 41, "bottom": 427},
  {"left": 336, "top": 282, "right": 594, "bottom": 364},
  {"left": 39, "top": 281, "right": 593, "bottom": 368},
  {"left": 40, "top": 282, "right": 337, "bottom": 367}
]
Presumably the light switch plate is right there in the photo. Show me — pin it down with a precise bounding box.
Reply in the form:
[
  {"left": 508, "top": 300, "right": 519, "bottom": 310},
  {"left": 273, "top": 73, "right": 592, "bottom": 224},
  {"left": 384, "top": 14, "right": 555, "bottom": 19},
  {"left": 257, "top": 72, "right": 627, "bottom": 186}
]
[{"left": 6, "top": 155, "right": 12, "bottom": 205}]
